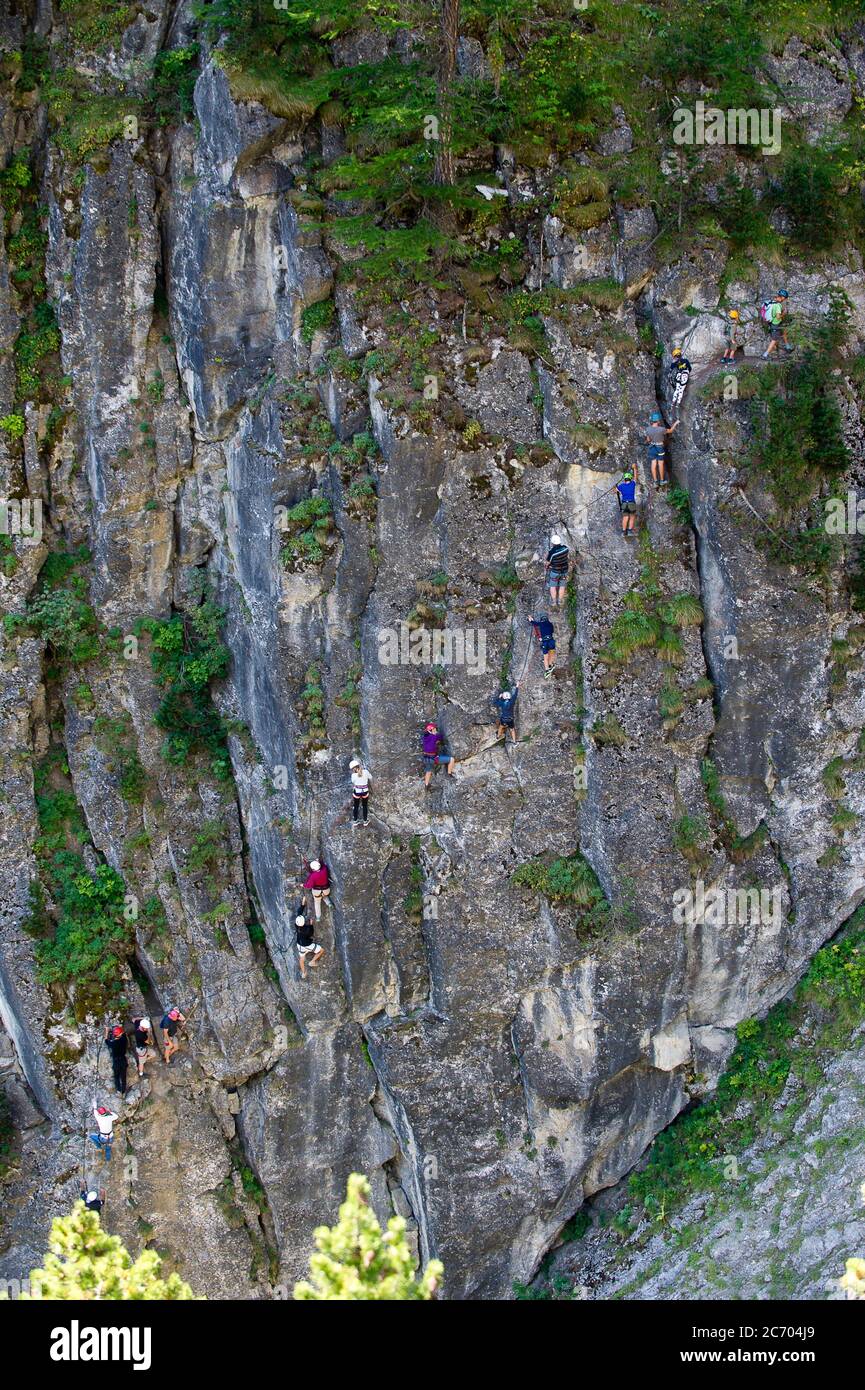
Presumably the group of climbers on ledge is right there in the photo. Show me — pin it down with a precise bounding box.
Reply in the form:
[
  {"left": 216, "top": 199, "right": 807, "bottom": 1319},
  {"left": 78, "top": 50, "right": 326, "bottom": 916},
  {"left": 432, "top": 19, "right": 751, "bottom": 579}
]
[
  {"left": 607, "top": 294, "right": 794, "bottom": 536},
  {"left": 84, "top": 1008, "right": 187, "bottom": 1181},
  {"left": 87, "top": 1009, "right": 186, "bottom": 1166},
  {"left": 101, "top": 1009, "right": 187, "bottom": 1100}
]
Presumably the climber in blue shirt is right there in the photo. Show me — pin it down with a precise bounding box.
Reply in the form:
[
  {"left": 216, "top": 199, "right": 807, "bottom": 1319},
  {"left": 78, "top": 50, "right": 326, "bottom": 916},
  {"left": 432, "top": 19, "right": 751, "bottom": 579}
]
[
  {"left": 616, "top": 470, "right": 638, "bottom": 539},
  {"left": 493, "top": 684, "right": 519, "bottom": 741},
  {"left": 528, "top": 615, "right": 556, "bottom": 678}
]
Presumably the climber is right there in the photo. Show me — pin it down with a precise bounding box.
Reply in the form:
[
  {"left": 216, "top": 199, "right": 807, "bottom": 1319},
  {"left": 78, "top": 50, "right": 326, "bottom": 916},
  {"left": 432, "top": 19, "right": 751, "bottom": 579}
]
[
  {"left": 545, "top": 533, "right": 570, "bottom": 609},
  {"left": 349, "top": 757, "right": 371, "bottom": 827},
  {"left": 294, "top": 904, "right": 325, "bottom": 979},
  {"left": 81, "top": 1188, "right": 106, "bottom": 1215},
  {"left": 493, "top": 683, "right": 519, "bottom": 742},
  {"left": 132, "top": 1016, "right": 153, "bottom": 1079},
  {"left": 160, "top": 1007, "right": 186, "bottom": 1065},
  {"left": 89, "top": 1101, "right": 118, "bottom": 1162},
  {"left": 423, "top": 722, "right": 455, "bottom": 787},
  {"left": 616, "top": 469, "right": 638, "bottom": 538},
  {"left": 761, "top": 289, "right": 792, "bottom": 357},
  {"left": 104, "top": 1023, "right": 128, "bottom": 1097},
  {"left": 669, "top": 346, "right": 692, "bottom": 415},
  {"left": 721, "top": 308, "right": 745, "bottom": 364},
  {"left": 527, "top": 614, "right": 556, "bottom": 677},
  {"left": 303, "top": 859, "right": 332, "bottom": 918},
  {"left": 645, "top": 411, "right": 679, "bottom": 488}
]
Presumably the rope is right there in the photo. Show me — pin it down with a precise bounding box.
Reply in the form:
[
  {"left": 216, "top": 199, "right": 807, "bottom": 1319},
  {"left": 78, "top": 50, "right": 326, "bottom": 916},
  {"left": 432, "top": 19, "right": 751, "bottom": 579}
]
[
  {"left": 514, "top": 552, "right": 558, "bottom": 682},
  {"left": 516, "top": 629, "right": 533, "bottom": 683},
  {"left": 81, "top": 1034, "right": 104, "bottom": 1186},
  {"left": 587, "top": 485, "right": 618, "bottom": 514}
]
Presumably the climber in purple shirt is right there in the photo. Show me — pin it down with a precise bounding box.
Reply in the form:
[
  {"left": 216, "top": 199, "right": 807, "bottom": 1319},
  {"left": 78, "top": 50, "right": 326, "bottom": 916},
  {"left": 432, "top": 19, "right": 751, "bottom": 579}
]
[{"left": 423, "top": 722, "right": 455, "bottom": 788}]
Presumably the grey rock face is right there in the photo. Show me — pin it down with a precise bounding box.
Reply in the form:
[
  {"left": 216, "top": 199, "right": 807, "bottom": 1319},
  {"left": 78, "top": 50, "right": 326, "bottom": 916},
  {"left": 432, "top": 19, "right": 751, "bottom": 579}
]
[
  {"left": 457, "top": 37, "right": 492, "bottom": 80},
  {"left": 454, "top": 349, "right": 541, "bottom": 443},
  {"left": 766, "top": 37, "right": 852, "bottom": 138},
  {"left": 1, "top": 15, "right": 864, "bottom": 1305},
  {"left": 597, "top": 107, "right": 634, "bottom": 157}
]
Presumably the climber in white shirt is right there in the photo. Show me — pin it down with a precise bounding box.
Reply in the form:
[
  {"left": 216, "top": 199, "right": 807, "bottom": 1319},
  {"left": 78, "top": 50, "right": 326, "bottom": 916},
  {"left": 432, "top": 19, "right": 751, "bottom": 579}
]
[
  {"left": 350, "top": 758, "right": 371, "bottom": 827},
  {"left": 89, "top": 1100, "right": 118, "bottom": 1161}
]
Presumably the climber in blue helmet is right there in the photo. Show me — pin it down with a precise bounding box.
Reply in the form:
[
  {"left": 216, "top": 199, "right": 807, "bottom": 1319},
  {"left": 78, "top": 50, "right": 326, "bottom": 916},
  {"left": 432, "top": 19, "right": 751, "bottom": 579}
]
[{"left": 645, "top": 410, "right": 679, "bottom": 489}]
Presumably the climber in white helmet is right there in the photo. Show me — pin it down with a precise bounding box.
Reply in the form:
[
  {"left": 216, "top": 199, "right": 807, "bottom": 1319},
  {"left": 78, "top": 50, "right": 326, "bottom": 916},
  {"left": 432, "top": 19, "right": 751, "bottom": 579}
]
[
  {"left": 349, "top": 757, "right": 371, "bottom": 827},
  {"left": 493, "top": 684, "right": 520, "bottom": 743},
  {"left": 294, "top": 903, "right": 324, "bottom": 978},
  {"left": 303, "top": 858, "right": 331, "bottom": 919},
  {"left": 132, "top": 1015, "right": 153, "bottom": 1079},
  {"left": 545, "top": 532, "right": 570, "bottom": 609}
]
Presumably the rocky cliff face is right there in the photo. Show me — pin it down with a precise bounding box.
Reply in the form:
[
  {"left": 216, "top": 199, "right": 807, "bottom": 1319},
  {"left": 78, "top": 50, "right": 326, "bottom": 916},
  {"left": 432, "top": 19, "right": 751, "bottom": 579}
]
[{"left": 0, "top": 2, "right": 863, "bottom": 1299}]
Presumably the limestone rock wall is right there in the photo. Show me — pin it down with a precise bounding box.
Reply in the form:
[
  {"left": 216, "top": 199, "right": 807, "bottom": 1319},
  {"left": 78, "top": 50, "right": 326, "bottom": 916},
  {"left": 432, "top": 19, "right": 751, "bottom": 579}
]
[{"left": 0, "top": 5, "right": 863, "bottom": 1299}]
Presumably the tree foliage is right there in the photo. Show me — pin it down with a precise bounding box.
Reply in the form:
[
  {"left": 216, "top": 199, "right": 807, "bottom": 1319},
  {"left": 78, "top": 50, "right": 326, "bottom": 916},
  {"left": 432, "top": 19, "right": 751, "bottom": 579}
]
[
  {"left": 748, "top": 286, "right": 853, "bottom": 516},
  {"left": 293, "top": 1173, "right": 443, "bottom": 1300},
  {"left": 137, "top": 578, "right": 234, "bottom": 778},
  {"left": 10, "top": 1202, "right": 200, "bottom": 1300}
]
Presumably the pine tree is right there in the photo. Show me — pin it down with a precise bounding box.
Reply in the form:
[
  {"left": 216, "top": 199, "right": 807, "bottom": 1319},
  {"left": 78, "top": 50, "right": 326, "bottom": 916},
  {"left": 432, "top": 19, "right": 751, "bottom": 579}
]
[
  {"left": 839, "top": 1257, "right": 865, "bottom": 1300},
  {"left": 294, "top": 1173, "right": 443, "bottom": 1300},
  {"left": 10, "top": 1201, "right": 199, "bottom": 1300},
  {"left": 434, "top": 0, "right": 460, "bottom": 186}
]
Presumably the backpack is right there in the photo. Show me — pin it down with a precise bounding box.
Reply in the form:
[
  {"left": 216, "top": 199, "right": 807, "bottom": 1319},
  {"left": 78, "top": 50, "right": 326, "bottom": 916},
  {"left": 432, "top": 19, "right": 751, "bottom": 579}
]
[{"left": 760, "top": 300, "right": 781, "bottom": 326}]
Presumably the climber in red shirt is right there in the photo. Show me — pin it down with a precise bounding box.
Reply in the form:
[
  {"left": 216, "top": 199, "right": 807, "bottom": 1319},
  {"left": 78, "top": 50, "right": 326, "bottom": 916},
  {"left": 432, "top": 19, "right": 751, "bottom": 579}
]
[{"left": 303, "top": 860, "right": 331, "bottom": 920}]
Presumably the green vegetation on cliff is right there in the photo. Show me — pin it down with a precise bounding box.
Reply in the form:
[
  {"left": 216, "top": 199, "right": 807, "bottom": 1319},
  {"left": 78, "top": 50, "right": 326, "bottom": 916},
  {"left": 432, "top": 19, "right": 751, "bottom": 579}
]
[
  {"left": 137, "top": 579, "right": 235, "bottom": 781},
  {"left": 190, "top": 0, "right": 865, "bottom": 302},
  {"left": 627, "top": 908, "right": 865, "bottom": 1223},
  {"left": 7, "top": 1202, "right": 199, "bottom": 1300},
  {"left": 512, "top": 851, "right": 614, "bottom": 936},
  {"left": 4, "top": 548, "right": 101, "bottom": 670},
  {"left": 30, "top": 748, "right": 135, "bottom": 997}
]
